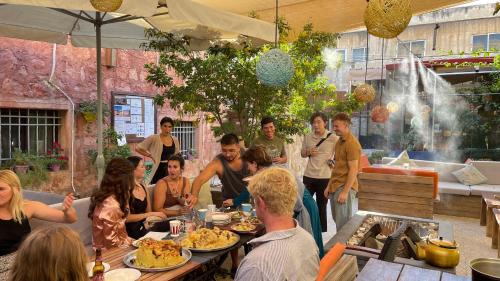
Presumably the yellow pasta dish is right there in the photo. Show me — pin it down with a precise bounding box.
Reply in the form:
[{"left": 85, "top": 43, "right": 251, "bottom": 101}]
[
  {"left": 135, "top": 238, "right": 185, "bottom": 268},
  {"left": 181, "top": 227, "right": 238, "bottom": 250},
  {"left": 231, "top": 222, "right": 256, "bottom": 232}
]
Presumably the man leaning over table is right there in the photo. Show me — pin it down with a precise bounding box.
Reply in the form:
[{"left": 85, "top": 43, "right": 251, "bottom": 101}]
[
  {"left": 324, "top": 112, "right": 361, "bottom": 231},
  {"left": 235, "top": 167, "right": 319, "bottom": 281}
]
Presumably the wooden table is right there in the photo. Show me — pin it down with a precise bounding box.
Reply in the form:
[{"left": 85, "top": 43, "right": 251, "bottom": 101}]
[
  {"left": 96, "top": 227, "right": 259, "bottom": 281},
  {"left": 493, "top": 208, "right": 500, "bottom": 257},
  {"left": 479, "top": 192, "right": 500, "bottom": 237},
  {"left": 357, "top": 258, "right": 470, "bottom": 281}
]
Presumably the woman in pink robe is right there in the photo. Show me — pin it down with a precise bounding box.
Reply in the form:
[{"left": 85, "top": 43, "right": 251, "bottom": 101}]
[{"left": 88, "top": 158, "right": 135, "bottom": 249}]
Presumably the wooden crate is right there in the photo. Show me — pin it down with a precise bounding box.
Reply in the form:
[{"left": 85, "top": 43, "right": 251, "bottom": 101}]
[{"left": 358, "top": 173, "right": 434, "bottom": 219}]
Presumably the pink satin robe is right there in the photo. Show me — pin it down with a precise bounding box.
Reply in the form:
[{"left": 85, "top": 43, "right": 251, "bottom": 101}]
[{"left": 92, "top": 196, "right": 132, "bottom": 249}]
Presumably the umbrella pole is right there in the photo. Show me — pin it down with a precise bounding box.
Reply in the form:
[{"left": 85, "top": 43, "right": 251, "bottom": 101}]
[{"left": 95, "top": 12, "right": 105, "bottom": 183}]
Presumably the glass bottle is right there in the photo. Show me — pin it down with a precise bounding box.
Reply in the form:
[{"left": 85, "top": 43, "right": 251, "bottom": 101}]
[{"left": 92, "top": 248, "right": 105, "bottom": 281}]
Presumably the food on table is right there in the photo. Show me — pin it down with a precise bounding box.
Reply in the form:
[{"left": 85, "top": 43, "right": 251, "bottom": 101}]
[
  {"left": 181, "top": 227, "right": 238, "bottom": 250},
  {"left": 135, "top": 238, "right": 185, "bottom": 268},
  {"left": 246, "top": 217, "right": 262, "bottom": 225},
  {"left": 230, "top": 211, "right": 243, "bottom": 220},
  {"left": 232, "top": 221, "right": 256, "bottom": 232}
]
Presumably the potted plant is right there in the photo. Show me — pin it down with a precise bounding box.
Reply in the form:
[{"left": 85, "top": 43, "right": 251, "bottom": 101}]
[
  {"left": 77, "top": 100, "right": 110, "bottom": 123},
  {"left": 12, "top": 149, "right": 30, "bottom": 174},
  {"left": 47, "top": 142, "right": 68, "bottom": 171}
]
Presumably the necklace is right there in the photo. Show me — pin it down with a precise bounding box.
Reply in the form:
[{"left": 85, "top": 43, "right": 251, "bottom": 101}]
[{"left": 168, "top": 176, "right": 182, "bottom": 197}]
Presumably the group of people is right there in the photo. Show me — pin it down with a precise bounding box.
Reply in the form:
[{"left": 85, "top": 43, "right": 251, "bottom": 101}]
[{"left": 0, "top": 110, "right": 362, "bottom": 281}]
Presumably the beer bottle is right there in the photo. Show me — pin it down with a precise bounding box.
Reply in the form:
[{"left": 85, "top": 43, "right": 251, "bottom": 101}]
[{"left": 92, "top": 248, "right": 105, "bottom": 281}]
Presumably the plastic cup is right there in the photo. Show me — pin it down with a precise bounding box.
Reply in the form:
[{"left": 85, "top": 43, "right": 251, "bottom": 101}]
[
  {"left": 170, "top": 220, "right": 181, "bottom": 237},
  {"left": 207, "top": 204, "right": 216, "bottom": 212},
  {"left": 241, "top": 203, "right": 252, "bottom": 213},
  {"left": 197, "top": 209, "right": 207, "bottom": 221}
]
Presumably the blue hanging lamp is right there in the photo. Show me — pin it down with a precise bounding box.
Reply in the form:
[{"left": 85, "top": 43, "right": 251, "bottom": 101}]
[{"left": 256, "top": 0, "right": 294, "bottom": 88}]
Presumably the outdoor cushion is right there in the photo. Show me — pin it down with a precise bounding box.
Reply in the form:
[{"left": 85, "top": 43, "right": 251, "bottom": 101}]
[
  {"left": 22, "top": 190, "right": 64, "bottom": 205},
  {"left": 317, "top": 243, "right": 346, "bottom": 281},
  {"left": 438, "top": 181, "right": 471, "bottom": 196},
  {"left": 471, "top": 161, "right": 500, "bottom": 185},
  {"left": 361, "top": 166, "right": 439, "bottom": 199},
  {"left": 470, "top": 184, "right": 500, "bottom": 196},
  {"left": 452, "top": 165, "right": 488, "bottom": 186},
  {"left": 387, "top": 150, "right": 417, "bottom": 168}
]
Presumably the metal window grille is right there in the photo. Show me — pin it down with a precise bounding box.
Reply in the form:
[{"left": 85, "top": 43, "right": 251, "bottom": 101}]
[
  {"left": 172, "top": 121, "right": 196, "bottom": 158},
  {"left": 0, "top": 108, "right": 61, "bottom": 163}
]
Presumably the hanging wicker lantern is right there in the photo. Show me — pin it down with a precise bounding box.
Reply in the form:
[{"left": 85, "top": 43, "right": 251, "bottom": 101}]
[
  {"left": 90, "top": 0, "right": 123, "bottom": 12},
  {"left": 364, "top": 0, "right": 412, "bottom": 39},
  {"left": 386, "top": 101, "right": 399, "bottom": 113},
  {"left": 353, "top": 84, "right": 376, "bottom": 103},
  {"left": 256, "top": 49, "right": 294, "bottom": 88},
  {"left": 371, "top": 105, "right": 390, "bottom": 123}
]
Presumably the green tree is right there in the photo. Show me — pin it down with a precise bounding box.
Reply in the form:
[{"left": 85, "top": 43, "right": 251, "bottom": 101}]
[{"left": 144, "top": 20, "right": 364, "bottom": 144}]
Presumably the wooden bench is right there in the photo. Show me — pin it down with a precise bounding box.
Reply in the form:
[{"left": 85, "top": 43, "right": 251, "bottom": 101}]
[
  {"left": 493, "top": 208, "right": 500, "bottom": 258},
  {"left": 358, "top": 173, "right": 434, "bottom": 219},
  {"left": 480, "top": 193, "right": 500, "bottom": 238}
]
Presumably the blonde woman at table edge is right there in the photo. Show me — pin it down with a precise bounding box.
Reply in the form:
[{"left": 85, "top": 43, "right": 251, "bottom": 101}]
[
  {"left": 88, "top": 158, "right": 134, "bottom": 249},
  {"left": 0, "top": 169, "right": 77, "bottom": 280},
  {"left": 9, "top": 225, "right": 88, "bottom": 281}
]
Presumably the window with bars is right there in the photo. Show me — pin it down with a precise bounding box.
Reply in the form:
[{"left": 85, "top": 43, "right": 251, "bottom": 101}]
[
  {"left": 0, "top": 108, "right": 61, "bottom": 163},
  {"left": 172, "top": 121, "right": 196, "bottom": 159}
]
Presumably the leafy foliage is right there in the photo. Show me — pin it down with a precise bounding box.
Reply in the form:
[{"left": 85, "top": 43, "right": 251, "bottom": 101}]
[
  {"left": 87, "top": 128, "right": 131, "bottom": 164},
  {"left": 144, "top": 20, "right": 364, "bottom": 144}
]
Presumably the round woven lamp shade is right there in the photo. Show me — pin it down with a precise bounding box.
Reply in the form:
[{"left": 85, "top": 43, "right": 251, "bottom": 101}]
[
  {"left": 256, "top": 49, "right": 294, "bottom": 88},
  {"left": 90, "top": 0, "right": 123, "bottom": 12},
  {"left": 386, "top": 101, "right": 399, "bottom": 113},
  {"left": 371, "top": 105, "right": 390, "bottom": 123},
  {"left": 353, "top": 84, "right": 376, "bottom": 103},
  {"left": 364, "top": 0, "right": 412, "bottom": 39}
]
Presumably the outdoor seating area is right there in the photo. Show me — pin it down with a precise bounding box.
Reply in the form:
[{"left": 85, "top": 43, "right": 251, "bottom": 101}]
[{"left": 2, "top": 0, "right": 500, "bottom": 281}]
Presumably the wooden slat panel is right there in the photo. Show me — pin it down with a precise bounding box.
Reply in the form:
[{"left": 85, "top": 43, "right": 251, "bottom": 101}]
[
  {"left": 324, "top": 255, "right": 358, "bottom": 281},
  {"left": 398, "top": 264, "right": 441, "bottom": 281},
  {"left": 358, "top": 192, "right": 433, "bottom": 205},
  {"left": 434, "top": 194, "right": 481, "bottom": 218},
  {"left": 441, "top": 272, "right": 471, "bottom": 281},
  {"left": 357, "top": 258, "right": 403, "bottom": 281},
  {"left": 359, "top": 198, "right": 433, "bottom": 219},
  {"left": 359, "top": 180, "right": 434, "bottom": 199},
  {"left": 359, "top": 173, "right": 434, "bottom": 185}
]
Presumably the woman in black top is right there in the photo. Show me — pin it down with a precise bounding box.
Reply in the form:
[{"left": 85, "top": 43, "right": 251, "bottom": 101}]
[
  {"left": 136, "top": 117, "right": 180, "bottom": 185},
  {"left": 125, "top": 156, "right": 166, "bottom": 239},
  {"left": 0, "top": 170, "right": 77, "bottom": 279}
]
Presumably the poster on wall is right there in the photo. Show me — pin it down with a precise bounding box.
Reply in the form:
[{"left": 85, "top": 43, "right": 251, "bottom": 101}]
[{"left": 112, "top": 94, "right": 156, "bottom": 145}]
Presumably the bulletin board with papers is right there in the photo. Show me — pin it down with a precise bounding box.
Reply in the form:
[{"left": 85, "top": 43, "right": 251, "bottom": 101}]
[{"left": 112, "top": 93, "right": 156, "bottom": 145}]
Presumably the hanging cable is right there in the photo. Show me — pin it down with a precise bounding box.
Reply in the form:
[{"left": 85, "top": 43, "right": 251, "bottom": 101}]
[
  {"left": 275, "top": 0, "right": 279, "bottom": 48},
  {"left": 364, "top": 31, "right": 369, "bottom": 83},
  {"left": 380, "top": 38, "right": 385, "bottom": 106}
]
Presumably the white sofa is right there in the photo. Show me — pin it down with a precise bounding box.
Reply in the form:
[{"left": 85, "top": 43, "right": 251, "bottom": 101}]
[{"left": 380, "top": 158, "right": 500, "bottom": 218}]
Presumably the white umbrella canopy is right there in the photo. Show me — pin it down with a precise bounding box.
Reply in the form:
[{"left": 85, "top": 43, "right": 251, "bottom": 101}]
[{"left": 0, "top": 0, "right": 276, "bottom": 183}]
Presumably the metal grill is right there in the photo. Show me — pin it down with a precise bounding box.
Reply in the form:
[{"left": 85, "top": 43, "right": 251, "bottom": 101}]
[
  {"left": 0, "top": 108, "right": 61, "bottom": 163},
  {"left": 172, "top": 121, "right": 196, "bottom": 158}
]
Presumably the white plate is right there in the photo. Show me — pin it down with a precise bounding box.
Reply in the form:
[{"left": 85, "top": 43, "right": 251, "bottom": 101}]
[
  {"left": 132, "top": 231, "right": 169, "bottom": 247},
  {"left": 86, "top": 262, "right": 110, "bottom": 277},
  {"left": 123, "top": 249, "right": 192, "bottom": 272},
  {"left": 104, "top": 268, "right": 141, "bottom": 281}
]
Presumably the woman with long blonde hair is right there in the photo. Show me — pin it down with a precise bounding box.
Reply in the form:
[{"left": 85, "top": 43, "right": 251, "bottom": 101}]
[
  {"left": 0, "top": 170, "right": 77, "bottom": 279},
  {"left": 9, "top": 225, "right": 88, "bottom": 281}
]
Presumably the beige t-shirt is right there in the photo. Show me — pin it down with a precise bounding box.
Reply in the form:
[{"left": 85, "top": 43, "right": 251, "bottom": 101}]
[{"left": 302, "top": 131, "right": 338, "bottom": 179}]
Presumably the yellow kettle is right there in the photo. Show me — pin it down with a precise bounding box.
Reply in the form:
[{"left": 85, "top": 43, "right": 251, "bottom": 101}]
[{"left": 415, "top": 237, "right": 460, "bottom": 268}]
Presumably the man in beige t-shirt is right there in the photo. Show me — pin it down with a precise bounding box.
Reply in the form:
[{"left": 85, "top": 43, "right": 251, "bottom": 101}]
[{"left": 301, "top": 112, "right": 338, "bottom": 232}]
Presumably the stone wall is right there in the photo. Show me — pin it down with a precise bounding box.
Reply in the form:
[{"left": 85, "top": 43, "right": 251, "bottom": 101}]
[{"left": 0, "top": 37, "right": 219, "bottom": 195}]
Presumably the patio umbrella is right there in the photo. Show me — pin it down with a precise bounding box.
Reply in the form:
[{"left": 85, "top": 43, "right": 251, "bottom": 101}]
[
  {"left": 196, "top": 0, "right": 474, "bottom": 40},
  {"left": 0, "top": 0, "right": 275, "bottom": 182}
]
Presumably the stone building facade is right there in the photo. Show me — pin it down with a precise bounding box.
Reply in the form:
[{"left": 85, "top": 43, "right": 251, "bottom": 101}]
[{"left": 0, "top": 37, "right": 219, "bottom": 195}]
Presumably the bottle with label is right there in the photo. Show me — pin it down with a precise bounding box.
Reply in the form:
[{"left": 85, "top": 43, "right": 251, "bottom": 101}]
[{"left": 92, "top": 248, "right": 105, "bottom": 281}]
